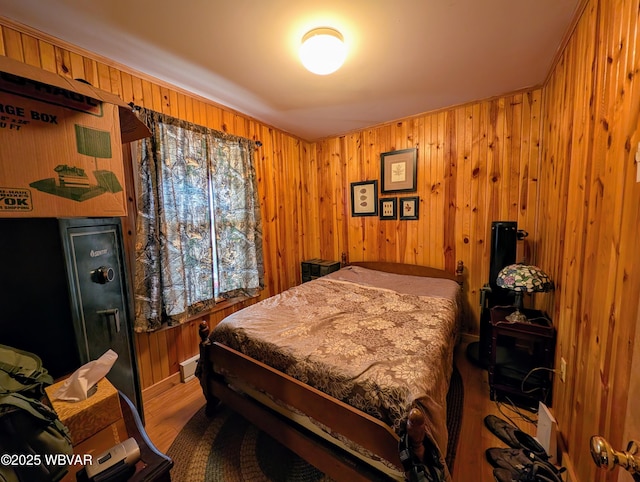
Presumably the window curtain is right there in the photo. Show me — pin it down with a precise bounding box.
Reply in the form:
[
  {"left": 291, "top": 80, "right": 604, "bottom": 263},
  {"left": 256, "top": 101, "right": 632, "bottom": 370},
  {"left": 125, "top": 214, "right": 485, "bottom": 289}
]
[{"left": 133, "top": 109, "right": 263, "bottom": 332}]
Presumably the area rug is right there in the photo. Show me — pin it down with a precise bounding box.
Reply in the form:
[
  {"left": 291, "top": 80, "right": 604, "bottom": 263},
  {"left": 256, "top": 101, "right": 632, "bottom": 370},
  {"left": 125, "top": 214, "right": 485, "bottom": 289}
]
[{"left": 167, "top": 366, "right": 463, "bottom": 482}]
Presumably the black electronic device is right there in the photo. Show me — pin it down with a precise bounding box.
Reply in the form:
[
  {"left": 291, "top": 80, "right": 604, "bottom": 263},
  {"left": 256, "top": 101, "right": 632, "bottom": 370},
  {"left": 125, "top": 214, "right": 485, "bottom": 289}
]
[
  {"left": 76, "top": 438, "right": 140, "bottom": 482},
  {"left": 467, "top": 221, "right": 527, "bottom": 368}
]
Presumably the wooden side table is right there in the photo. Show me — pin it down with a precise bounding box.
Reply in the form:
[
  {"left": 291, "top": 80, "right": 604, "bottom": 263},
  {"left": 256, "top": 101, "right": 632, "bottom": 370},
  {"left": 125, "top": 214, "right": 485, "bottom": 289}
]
[{"left": 488, "top": 306, "right": 556, "bottom": 407}]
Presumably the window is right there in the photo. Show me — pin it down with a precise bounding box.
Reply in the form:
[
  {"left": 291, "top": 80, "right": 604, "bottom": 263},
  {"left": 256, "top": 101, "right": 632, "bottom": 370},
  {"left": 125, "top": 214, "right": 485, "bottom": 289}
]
[{"left": 133, "top": 110, "right": 263, "bottom": 332}]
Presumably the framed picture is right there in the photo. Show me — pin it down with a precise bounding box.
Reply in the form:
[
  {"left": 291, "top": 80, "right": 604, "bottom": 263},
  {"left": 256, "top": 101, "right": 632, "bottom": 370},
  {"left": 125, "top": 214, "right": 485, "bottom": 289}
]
[
  {"left": 400, "top": 196, "right": 419, "bottom": 220},
  {"left": 379, "top": 197, "right": 397, "bottom": 220},
  {"left": 380, "top": 148, "right": 417, "bottom": 193},
  {"left": 350, "top": 180, "right": 378, "bottom": 216}
]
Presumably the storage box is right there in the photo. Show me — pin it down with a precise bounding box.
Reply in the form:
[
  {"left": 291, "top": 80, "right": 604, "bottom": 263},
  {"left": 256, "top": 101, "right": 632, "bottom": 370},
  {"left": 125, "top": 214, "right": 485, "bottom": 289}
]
[
  {"left": 0, "top": 56, "right": 150, "bottom": 218},
  {"left": 301, "top": 258, "right": 340, "bottom": 282},
  {"left": 45, "top": 377, "right": 123, "bottom": 446}
]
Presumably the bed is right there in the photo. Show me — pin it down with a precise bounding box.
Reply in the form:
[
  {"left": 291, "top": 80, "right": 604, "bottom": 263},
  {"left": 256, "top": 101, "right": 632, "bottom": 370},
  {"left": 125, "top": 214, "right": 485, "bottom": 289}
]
[{"left": 197, "top": 261, "right": 464, "bottom": 481}]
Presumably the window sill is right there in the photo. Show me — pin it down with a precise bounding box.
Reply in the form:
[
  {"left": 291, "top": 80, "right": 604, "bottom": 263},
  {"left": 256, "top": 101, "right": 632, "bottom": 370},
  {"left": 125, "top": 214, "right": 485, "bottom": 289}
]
[{"left": 146, "top": 294, "right": 259, "bottom": 334}]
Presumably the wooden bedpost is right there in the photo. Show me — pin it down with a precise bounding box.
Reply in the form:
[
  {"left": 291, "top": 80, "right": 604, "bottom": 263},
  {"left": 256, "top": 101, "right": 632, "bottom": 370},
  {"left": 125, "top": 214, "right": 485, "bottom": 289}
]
[
  {"left": 197, "top": 320, "right": 219, "bottom": 416},
  {"left": 455, "top": 260, "right": 464, "bottom": 286},
  {"left": 406, "top": 407, "right": 427, "bottom": 461}
]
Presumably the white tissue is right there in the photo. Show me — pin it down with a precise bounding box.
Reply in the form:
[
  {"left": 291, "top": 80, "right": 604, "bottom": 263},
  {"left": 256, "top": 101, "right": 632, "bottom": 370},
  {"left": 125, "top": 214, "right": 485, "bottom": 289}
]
[{"left": 52, "top": 349, "right": 118, "bottom": 401}]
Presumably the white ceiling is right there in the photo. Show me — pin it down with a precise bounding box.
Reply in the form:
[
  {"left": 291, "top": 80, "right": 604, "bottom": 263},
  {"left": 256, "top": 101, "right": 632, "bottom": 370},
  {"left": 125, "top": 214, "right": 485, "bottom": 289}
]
[{"left": 0, "top": 0, "right": 580, "bottom": 141}]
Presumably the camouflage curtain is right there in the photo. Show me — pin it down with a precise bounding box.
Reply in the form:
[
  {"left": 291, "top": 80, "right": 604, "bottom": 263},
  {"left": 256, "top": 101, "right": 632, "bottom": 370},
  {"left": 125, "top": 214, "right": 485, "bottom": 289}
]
[{"left": 133, "top": 110, "right": 263, "bottom": 332}]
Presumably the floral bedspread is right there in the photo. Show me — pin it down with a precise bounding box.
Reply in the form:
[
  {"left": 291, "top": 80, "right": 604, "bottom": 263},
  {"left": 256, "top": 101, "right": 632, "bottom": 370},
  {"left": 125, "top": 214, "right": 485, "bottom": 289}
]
[{"left": 209, "top": 270, "right": 461, "bottom": 462}]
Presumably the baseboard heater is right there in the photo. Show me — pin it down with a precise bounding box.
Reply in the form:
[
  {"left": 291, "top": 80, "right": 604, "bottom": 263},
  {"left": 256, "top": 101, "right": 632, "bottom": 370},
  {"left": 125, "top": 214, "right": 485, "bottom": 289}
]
[{"left": 179, "top": 354, "right": 200, "bottom": 382}]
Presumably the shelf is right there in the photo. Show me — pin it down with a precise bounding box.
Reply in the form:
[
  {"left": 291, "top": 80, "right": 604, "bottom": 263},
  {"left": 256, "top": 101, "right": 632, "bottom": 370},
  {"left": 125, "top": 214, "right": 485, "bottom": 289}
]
[{"left": 488, "top": 306, "right": 556, "bottom": 407}]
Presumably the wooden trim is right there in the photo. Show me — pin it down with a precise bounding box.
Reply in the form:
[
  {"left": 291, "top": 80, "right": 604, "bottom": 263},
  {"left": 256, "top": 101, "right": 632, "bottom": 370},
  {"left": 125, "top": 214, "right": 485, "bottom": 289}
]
[
  {"left": 141, "top": 372, "right": 181, "bottom": 405},
  {"left": 349, "top": 260, "right": 464, "bottom": 285}
]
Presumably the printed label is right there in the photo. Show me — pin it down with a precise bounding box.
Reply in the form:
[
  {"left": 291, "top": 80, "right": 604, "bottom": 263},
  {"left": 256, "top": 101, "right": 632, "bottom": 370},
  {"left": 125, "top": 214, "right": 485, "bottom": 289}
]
[{"left": 0, "top": 187, "right": 33, "bottom": 211}]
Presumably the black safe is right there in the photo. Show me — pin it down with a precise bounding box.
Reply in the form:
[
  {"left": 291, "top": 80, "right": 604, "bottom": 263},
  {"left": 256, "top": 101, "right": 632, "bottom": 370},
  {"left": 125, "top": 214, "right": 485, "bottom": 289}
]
[{"left": 0, "top": 217, "right": 142, "bottom": 414}]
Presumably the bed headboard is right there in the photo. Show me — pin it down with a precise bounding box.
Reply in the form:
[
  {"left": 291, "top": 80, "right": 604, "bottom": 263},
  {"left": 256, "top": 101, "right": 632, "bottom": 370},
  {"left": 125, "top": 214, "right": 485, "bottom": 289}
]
[{"left": 348, "top": 260, "right": 464, "bottom": 286}]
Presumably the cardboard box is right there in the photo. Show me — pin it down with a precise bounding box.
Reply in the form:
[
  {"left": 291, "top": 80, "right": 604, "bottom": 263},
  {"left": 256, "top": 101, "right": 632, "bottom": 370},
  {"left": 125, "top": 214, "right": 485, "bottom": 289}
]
[
  {"left": 0, "top": 56, "right": 150, "bottom": 218},
  {"left": 45, "top": 377, "right": 123, "bottom": 446}
]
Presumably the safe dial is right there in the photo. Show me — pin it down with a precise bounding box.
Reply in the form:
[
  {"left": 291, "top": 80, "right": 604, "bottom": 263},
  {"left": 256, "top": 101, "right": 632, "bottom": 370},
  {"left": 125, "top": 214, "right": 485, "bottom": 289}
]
[{"left": 92, "top": 266, "right": 115, "bottom": 284}]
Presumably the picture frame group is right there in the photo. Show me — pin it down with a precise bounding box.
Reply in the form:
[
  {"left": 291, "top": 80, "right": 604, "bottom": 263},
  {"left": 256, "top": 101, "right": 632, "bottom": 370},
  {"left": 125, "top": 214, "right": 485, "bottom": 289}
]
[{"left": 350, "top": 147, "right": 419, "bottom": 220}]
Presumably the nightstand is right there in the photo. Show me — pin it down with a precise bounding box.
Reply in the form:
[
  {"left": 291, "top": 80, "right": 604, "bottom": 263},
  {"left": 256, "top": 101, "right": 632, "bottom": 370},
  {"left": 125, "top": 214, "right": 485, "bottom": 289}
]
[
  {"left": 488, "top": 306, "right": 556, "bottom": 408},
  {"left": 301, "top": 259, "right": 340, "bottom": 282}
]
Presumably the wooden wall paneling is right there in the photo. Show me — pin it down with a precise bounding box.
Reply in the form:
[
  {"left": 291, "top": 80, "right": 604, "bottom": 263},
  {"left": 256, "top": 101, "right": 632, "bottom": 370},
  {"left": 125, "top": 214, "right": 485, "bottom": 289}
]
[
  {"left": 36, "top": 40, "right": 55, "bottom": 73},
  {"left": 81, "top": 56, "right": 98, "bottom": 85},
  {"left": 2, "top": 26, "right": 23, "bottom": 61},
  {"left": 434, "top": 112, "right": 447, "bottom": 270},
  {"left": 273, "top": 130, "right": 288, "bottom": 293},
  {"left": 165, "top": 325, "right": 180, "bottom": 376},
  {"left": 545, "top": 12, "right": 592, "bottom": 460},
  {"left": 335, "top": 135, "right": 349, "bottom": 263},
  {"left": 523, "top": 90, "right": 542, "bottom": 262},
  {"left": 345, "top": 133, "right": 363, "bottom": 261},
  {"left": 119, "top": 71, "right": 134, "bottom": 106},
  {"left": 412, "top": 117, "right": 426, "bottom": 267},
  {"left": 611, "top": 2, "right": 640, "bottom": 454},
  {"left": 107, "top": 66, "right": 122, "bottom": 98},
  {"left": 456, "top": 106, "right": 471, "bottom": 310},
  {"left": 134, "top": 334, "right": 153, "bottom": 390},
  {"left": 457, "top": 107, "right": 470, "bottom": 274},
  {"left": 301, "top": 139, "right": 320, "bottom": 264},
  {"left": 167, "top": 89, "right": 178, "bottom": 117},
  {"left": 68, "top": 51, "right": 85, "bottom": 80},
  {"left": 21, "top": 33, "right": 40, "bottom": 67},
  {"left": 563, "top": 18, "right": 599, "bottom": 477},
  {"left": 538, "top": 1, "right": 640, "bottom": 480},
  {"left": 594, "top": 0, "right": 640, "bottom": 462},
  {"left": 274, "top": 130, "right": 291, "bottom": 292},
  {"left": 469, "top": 103, "right": 488, "bottom": 332},
  {"left": 258, "top": 125, "right": 277, "bottom": 298},
  {"left": 283, "top": 135, "right": 302, "bottom": 285},
  {"left": 425, "top": 114, "right": 438, "bottom": 268},
  {"left": 505, "top": 95, "right": 519, "bottom": 224},
  {"left": 443, "top": 110, "right": 456, "bottom": 274},
  {"left": 571, "top": 2, "right": 619, "bottom": 474},
  {"left": 0, "top": 26, "right": 5, "bottom": 56},
  {"left": 592, "top": 0, "right": 628, "bottom": 447}
]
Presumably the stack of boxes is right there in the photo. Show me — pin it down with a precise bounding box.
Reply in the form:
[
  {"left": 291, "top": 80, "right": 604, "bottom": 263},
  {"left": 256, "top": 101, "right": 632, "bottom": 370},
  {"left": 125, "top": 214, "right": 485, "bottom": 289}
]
[{"left": 301, "top": 259, "right": 341, "bottom": 282}]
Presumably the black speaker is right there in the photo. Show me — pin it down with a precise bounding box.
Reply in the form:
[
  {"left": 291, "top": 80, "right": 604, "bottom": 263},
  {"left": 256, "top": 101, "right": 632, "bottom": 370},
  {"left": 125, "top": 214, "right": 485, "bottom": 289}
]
[
  {"left": 489, "top": 221, "right": 518, "bottom": 302},
  {"left": 467, "top": 221, "right": 518, "bottom": 368}
]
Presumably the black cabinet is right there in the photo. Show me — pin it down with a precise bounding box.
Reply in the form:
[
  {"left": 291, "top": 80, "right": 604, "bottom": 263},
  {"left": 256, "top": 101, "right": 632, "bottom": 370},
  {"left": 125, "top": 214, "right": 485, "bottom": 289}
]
[
  {"left": 0, "top": 217, "right": 142, "bottom": 415},
  {"left": 488, "top": 307, "right": 555, "bottom": 408},
  {"left": 301, "top": 259, "right": 340, "bottom": 282}
]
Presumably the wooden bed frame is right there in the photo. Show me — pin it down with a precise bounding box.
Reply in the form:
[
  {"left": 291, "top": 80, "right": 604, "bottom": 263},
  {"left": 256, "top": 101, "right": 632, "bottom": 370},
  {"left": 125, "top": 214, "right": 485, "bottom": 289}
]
[{"left": 197, "top": 261, "right": 464, "bottom": 482}]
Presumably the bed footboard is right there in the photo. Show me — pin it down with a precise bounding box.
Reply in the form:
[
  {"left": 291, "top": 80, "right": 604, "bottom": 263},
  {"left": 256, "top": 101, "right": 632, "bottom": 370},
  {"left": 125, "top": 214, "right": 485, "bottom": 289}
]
[{"left": 197, "top": 321, "right": 444, "bottom": 481}]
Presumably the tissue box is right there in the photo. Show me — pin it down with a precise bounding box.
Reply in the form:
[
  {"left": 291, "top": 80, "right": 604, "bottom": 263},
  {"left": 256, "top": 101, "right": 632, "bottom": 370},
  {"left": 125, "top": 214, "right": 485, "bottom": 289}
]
[{"left": 45, "top": 377, "right": 122, "bottom": 445}]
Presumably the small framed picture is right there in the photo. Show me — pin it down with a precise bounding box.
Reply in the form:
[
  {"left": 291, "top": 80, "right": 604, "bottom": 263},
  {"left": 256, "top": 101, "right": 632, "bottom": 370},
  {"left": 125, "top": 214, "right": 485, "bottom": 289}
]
[
  {"left": 350, "top": 180, "right": 378, "bottom": 216},
  {"left": 400, "top": 196, "right": 419, "bottom": 220},
  {"left": 379, "top": 197, "right": 397, "bottom": 220},
  {"left": 380, "top": 147, "right": 417, "bottom": 193}
]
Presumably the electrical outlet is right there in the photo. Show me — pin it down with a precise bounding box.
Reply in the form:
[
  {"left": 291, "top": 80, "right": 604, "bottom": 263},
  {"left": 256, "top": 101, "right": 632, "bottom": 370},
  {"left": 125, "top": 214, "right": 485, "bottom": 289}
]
[{"left": 559, "top": 357, "right": 567, "bottom": 383}]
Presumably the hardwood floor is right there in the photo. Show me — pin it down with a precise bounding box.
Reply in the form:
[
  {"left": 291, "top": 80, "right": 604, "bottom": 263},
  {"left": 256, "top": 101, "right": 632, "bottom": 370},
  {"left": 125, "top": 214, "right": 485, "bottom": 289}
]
[{"left": 143, "top": 341, "right": 539, "bottom": 481}]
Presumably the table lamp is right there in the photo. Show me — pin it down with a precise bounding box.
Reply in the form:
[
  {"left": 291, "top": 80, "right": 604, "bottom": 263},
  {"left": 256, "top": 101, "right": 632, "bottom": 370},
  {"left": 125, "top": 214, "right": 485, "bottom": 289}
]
[{"left": 496, "top": 264, "right": 553, "bottom": 323}]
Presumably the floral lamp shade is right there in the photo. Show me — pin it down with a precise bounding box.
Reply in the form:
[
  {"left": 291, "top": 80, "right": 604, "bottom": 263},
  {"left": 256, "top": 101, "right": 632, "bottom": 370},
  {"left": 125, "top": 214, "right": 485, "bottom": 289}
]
[
  {"left": 496, "top": 264, "right": 553, "bottom": 322},
  {"left": 496, "top": 264, "right": 553, "bottom": 293}
]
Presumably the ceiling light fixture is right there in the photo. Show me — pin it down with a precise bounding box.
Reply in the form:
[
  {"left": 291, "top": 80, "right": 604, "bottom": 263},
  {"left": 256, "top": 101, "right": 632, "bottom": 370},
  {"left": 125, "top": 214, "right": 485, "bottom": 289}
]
[{"left": 299, "top": 27, "right": 346, "bottom": 75}]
